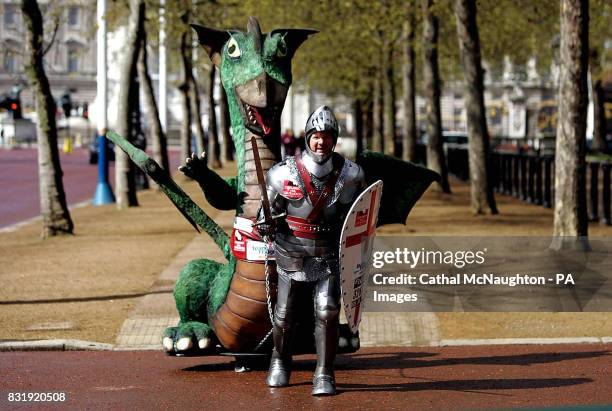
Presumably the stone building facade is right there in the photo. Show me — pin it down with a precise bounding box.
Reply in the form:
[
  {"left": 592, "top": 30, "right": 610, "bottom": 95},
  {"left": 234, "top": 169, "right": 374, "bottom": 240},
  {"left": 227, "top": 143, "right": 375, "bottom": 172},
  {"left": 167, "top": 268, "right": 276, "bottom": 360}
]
[{"left": 0, "top": 1, "right": 97, "bottom": 111}]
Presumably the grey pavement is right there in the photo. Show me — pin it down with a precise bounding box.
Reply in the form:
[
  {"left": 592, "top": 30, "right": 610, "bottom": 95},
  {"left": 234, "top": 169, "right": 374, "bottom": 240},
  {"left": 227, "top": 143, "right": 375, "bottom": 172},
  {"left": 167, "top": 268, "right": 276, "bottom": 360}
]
[
  {"left": 114, "top": 209, "right": 442, "bottom": 350},
  {"left": 115, "top": 209, "right": 235, "bottom": 350}
]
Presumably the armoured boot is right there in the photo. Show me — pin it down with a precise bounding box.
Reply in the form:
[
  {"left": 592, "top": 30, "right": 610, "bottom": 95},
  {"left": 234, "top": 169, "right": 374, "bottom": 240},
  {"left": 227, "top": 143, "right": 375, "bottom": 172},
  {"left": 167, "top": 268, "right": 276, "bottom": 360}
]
[
  {"left": 312, "top": 313, "right": 339, "bottom": 395},
  {"left": 266, "top": 321, "right": 293, "bottom": 387}
]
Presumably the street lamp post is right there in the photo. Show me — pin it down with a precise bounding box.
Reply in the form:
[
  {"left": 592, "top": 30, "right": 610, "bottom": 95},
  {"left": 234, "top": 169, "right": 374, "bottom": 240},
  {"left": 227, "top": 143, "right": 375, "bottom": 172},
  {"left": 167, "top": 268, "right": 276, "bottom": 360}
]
[{"left": 93, "top": 0, "right": 115, "bottom": 205}]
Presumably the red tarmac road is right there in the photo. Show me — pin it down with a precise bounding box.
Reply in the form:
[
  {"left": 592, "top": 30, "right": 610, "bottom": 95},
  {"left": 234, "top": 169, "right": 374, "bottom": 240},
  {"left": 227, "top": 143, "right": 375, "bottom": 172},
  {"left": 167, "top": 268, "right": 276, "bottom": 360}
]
[
  {"left": 0, "top": 147, "right": 180, "bottom": 228},
  {"left": 1, "top": 344, "right": 611, "bottom": 410}
]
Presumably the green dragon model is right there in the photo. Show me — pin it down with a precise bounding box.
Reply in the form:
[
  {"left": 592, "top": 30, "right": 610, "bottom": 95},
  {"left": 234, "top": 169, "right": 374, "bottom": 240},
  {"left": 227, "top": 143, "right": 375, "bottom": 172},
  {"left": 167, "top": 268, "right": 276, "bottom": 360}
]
[{"left": 107, "top": 17, "right": 439, "bottom": 362}]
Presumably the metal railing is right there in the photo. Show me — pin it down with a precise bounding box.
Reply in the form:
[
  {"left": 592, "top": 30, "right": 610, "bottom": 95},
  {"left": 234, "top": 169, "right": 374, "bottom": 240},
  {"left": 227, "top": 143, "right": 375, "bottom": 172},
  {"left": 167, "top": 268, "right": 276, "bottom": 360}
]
[
  {"left": 490, "top": 151, "right": 610, "bottom": 225},
  {"left": 414, "top": 143, "right": 611, "bottom": 225}
]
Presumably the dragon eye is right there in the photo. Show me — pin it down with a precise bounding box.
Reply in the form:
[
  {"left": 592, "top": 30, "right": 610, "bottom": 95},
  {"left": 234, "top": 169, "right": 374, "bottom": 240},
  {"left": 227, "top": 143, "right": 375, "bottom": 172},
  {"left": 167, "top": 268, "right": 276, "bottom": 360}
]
[
  {"left": 277, "top": 40, "right": 287, "bottom": 57},
  {"left": 227, "top": 37, "right": 241, "bottom": 58}
]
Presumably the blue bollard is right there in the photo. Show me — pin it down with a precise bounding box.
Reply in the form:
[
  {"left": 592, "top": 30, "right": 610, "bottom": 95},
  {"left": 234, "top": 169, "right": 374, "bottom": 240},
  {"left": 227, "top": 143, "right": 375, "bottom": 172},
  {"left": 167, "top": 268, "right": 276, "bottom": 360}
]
[{"left": 93, "top": 134, "right": 115, "bottom": 205}]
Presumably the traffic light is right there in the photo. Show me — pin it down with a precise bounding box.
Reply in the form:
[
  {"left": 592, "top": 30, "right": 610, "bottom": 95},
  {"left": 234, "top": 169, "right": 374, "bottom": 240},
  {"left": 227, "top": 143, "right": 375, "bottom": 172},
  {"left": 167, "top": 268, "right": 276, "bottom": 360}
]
[
  {"left": 60, "top": 93, "right": 72, "bottom": 118},
  {"left": 9, "top": 98, "right": 21, "bottom": 119},
  {"left": 0, "top": 94, "right": 22, "bottom": 119}
]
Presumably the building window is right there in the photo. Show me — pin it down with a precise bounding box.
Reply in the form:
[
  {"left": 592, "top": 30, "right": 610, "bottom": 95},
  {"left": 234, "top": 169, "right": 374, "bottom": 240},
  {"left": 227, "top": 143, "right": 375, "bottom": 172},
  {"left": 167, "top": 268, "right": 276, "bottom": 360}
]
[
  {"left": 67, "top": 49, "right": 79, "bottom": 73},
  {"left": 3, "top": 54, "right": 16, "bottom": 73},
  {"left": 4, "top": 5, "right": 17, "bottom": 26},
  {"left": 68, "top": 7, "right": 79, "bottom": 27}
]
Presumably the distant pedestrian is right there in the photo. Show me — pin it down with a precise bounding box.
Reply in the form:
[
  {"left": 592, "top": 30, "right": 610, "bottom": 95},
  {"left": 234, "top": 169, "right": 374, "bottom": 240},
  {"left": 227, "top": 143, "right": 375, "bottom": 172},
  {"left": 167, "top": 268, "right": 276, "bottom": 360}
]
[{"left": 281, "top": 129, "right": 296, "bottom": 158}]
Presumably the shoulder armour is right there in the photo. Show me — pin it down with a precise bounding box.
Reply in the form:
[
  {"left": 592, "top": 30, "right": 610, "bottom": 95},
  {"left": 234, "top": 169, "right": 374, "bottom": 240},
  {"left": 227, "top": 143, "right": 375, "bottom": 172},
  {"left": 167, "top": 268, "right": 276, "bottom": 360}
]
[
  {"left": 266, "top": 159, "right": 303, "bottom": 200},
  {"left": 343, "top": 159, "right": 365, "bottom": 186},
  {"left": 328, "top": 157, "right": 366, "bottom": 205}
]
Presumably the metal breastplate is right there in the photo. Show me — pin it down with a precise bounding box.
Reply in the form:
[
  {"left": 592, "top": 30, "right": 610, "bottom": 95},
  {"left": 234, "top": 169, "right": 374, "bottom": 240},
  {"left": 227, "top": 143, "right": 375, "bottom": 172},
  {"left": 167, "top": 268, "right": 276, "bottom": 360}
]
[{"left": 265, "top": 154, "right": 365, "bottom": 271}]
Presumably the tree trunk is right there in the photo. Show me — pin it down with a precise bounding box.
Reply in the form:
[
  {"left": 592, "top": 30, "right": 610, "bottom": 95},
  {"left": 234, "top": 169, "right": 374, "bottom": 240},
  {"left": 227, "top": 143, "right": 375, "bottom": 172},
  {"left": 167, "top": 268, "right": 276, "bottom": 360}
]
[
  {"left": 372, "top": 66, "right": 384, "bottom": 152},
  {"left": 454, "top": 0, "right": 497, "bottom": 212},
  {"left": 551, "top": 0, "right": 589, "bottom": 250},
  {"left": 354, "top": 98, "right": 364, "bottom": 156},
  {"left": 130, "top": 75, "right": 149, "bottom": 190},
  {"left": 220, "top": 87, "right": 234, "bottom": 162},
  {"left": 589, "top": 47, "right": 607, "bottom": 153},
  {"left": 115, "top": 0, "right": 143, "bottom": 208},
  {"left": 21, "top": 0, "right": 73, "bottom": 237},
  {"left": 178, "top": 29, "right": 192, "bottom": 166},
  {"left": 364, "top": 97, "right": 373, "bottom": 151},
  {"left": 207, "top": 66, "right": 221, "bottom": 169},
  {"left": 189, "top": 68, "right": 207, "bottom": 160},
  {"left": 382, "top": 37, "right": 396, "bottom": 156},
  {"left": 402, "top": 4, "right": 418, "bottom": 162},
  {"left": 137, "top": 28, "right": 169, "bottom": 175},
  {"left": 422, "top": 0, "right": 451, "bottom": 193}
]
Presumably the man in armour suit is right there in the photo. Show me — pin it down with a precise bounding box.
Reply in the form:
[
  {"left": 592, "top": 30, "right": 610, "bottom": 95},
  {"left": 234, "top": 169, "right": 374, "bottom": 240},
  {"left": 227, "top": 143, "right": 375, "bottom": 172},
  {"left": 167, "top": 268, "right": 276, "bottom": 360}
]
[{"left": 258, "top": 106, "right": 365, "bottom": 395}]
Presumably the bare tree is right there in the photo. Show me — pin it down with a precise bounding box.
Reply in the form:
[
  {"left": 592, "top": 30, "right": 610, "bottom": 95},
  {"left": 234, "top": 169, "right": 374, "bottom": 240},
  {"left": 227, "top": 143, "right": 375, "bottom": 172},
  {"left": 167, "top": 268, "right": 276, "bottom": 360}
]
[
  {"left": 189, "top": 68, "right": 207, "bottom": 159},
  {"left": 422, "top": 0, "right": 451, "bottom": 193},
  {"left": 372, "top": 66, "right": 384, "bottom": 152},
  {"left": 382, "top": 36, "right": 396, "bottom": 156},
  {"left": 551, "top": 0, "right": 590, "bottom": 250},
  {"left": 115, "top": 0, "right": 144, "bottom": 208},
  {"left": 219, "top": 86, "right": 234, "bottom": 162},
  {"left": 178, "top": 22, "right": 193, "bottom": 166},
  {"left": 589, "top": 48, "right": 607, "bottom": 153},
  {"left": 137, "top": 26, "right": 169, "bottom": 174},
  {"left": 354, "top": 98, "right": 364, "bottom": 156},
  {"left": 454, "top": 0, "right": 497, "bottom": 213},
  {"left": 401, "top": 2, "right": 417, "bottom": 162},
  {"left": 207, "top": 66, "right": 221, "bottom": 169},
  {"left": 21, "top": 0, "right": 73, "bottom": 237},
  {"left": 363, "top": 98, "right": 373, "bottom": 151}
]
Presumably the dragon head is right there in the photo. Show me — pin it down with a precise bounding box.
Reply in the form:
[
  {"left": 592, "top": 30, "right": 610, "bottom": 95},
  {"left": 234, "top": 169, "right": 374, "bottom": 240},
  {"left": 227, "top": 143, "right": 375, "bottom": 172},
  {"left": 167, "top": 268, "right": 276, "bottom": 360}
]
[{"left": 192, "top": 17, "right": 317, "bottom": 139}]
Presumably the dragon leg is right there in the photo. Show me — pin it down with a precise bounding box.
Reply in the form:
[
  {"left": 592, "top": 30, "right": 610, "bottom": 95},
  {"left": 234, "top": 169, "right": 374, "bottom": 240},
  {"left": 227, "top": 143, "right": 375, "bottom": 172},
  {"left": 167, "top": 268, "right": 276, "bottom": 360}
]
[{"left": 163, "top": 258, "right": 228, "bottom": 354}]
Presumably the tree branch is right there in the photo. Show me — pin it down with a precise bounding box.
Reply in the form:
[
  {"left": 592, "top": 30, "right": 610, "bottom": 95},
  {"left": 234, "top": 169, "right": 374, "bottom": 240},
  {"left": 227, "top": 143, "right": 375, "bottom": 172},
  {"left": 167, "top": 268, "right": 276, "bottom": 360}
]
[{"left": 42, "top": 15, "right": 60, "bottom": 56}]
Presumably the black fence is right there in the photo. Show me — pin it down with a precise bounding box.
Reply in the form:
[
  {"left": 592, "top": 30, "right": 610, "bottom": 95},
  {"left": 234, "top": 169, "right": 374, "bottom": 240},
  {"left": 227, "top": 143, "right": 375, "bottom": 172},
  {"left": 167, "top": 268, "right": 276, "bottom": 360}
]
[
  {"left": 415, "top": 143, "right": 611, "bottom": 225},
  {"left": 489, "top": 151, "right": 611, "bottom": 225}
]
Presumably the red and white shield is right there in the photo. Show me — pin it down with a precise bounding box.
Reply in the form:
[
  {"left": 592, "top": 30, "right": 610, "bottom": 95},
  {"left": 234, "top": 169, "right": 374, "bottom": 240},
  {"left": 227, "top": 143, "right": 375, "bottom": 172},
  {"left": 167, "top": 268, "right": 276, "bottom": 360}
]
[{"left": 339, "top": 180, "right": 383, "bottom": 334}]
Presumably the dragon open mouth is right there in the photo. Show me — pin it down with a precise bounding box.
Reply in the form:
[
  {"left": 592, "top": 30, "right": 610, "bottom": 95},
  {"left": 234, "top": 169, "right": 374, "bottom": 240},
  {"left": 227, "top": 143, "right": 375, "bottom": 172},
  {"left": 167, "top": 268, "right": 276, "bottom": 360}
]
[
  {"left": 233, "top": 74, "right": 288, "bottom": 138},
  {"left": 242, "top": 102, "right": 280, "bottom": 137}
]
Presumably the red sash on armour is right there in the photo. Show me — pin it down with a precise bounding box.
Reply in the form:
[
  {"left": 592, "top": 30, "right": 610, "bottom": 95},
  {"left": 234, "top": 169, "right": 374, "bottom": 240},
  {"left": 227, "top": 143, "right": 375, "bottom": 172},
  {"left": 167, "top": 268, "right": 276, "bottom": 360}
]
[{"left": 295, "top": 155, "right": 345, "bottom": 222}]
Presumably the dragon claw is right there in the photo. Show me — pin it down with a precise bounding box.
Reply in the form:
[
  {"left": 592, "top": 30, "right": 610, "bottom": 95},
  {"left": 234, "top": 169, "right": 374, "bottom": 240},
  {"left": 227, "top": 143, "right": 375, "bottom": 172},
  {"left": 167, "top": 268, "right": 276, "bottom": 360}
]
[
  {"left": 162, "top": 337, "right": 174, "bottom": 353},
  {"left": 198, "top": 337, "right": 212, "bottom": 350},
  {"left": 162, "top": 319, "right": 215, "bottom": 356},
  {"left": 178, "top": 152, "right": 209, "bottom": 180},
  {"left": 176, "top": 337, "right": 193, "bottom": 351}
]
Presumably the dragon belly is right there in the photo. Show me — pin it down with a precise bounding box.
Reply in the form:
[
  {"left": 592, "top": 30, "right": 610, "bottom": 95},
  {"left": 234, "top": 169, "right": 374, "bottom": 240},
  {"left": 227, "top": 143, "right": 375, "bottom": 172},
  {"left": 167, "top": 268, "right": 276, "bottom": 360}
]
[
  {"left": 210, "top": 130, "right": 278, "bottom": 352},
  {"left": 211, "top": 259, "right": 273, "bottom": 351}
]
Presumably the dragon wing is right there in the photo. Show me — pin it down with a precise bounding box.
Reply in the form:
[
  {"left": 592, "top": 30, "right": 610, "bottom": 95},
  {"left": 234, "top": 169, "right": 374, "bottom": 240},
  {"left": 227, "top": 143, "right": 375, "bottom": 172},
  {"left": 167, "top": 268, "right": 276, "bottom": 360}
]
[{"left": 356, "top": 150, "right": 440, "bottom": 227}]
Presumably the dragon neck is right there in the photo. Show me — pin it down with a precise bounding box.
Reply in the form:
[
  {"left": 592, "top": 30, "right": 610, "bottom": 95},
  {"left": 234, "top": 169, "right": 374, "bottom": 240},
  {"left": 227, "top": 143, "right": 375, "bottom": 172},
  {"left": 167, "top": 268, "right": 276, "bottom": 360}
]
[{"left": 225, "top": 88, "right": 279, "bottom": 219}]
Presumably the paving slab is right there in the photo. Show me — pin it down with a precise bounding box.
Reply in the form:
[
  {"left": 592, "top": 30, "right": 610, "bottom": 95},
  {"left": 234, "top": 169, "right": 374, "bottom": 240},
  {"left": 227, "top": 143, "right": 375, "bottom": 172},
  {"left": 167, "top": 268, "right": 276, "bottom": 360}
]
[
  {"left": 114, "top": 211, "right": 234, "bottom": 350},
  {"left": 114, "top": 206, "right": 442, "bottom": 349}
]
